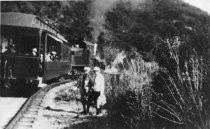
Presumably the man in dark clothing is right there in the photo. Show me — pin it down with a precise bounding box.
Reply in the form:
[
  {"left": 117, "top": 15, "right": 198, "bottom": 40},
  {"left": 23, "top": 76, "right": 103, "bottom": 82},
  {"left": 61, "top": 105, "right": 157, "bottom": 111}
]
[{"left": 80, "top": 67, "right": 93, "bottom": 114}]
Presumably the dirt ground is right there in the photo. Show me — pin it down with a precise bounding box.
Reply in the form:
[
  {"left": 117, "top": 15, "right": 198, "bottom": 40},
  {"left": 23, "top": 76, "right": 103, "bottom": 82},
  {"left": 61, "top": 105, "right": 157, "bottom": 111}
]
[
  {"left": 0, "top": 97, "right": 27, "bottom": 129},
  {"left": 32, "top": 81, "right": 108, "bottom": 129}
]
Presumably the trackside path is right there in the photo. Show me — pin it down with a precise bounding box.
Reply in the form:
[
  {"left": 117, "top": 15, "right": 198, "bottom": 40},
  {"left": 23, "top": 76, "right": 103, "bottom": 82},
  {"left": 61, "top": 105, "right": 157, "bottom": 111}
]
[
  {"left": 32, "top": 81, "right": 107, "bottom": 129},
  {"left": 3, "top": 80, "right": 107, "bottom": 129},
  {"left": 32, "top": 81, "right": 81, "bottom": 129},
  {"left": 0, "top": 97, "right": 27, "bottom": 129}
]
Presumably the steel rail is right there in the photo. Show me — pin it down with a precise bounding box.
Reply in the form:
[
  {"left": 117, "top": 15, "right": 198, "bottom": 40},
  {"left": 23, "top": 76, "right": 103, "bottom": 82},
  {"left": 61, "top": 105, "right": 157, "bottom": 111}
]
[{"left": 5, "top": 80, "right": 71, "bottom": 129}]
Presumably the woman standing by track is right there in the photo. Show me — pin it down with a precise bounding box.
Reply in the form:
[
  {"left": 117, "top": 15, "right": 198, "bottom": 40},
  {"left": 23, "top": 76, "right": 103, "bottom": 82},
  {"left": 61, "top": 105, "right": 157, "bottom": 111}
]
[{"left": 92, "top": 67, "right": 105, "bottom": 115}]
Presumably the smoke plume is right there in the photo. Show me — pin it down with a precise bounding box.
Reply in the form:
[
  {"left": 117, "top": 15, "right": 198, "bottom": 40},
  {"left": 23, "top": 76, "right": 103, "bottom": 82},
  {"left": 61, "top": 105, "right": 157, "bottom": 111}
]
[
  {"left": 89, "top": 0, "right": 118, "bottom": 42},
  {"left": 89, "top": 0, "right": 147, "bottom": 42}
]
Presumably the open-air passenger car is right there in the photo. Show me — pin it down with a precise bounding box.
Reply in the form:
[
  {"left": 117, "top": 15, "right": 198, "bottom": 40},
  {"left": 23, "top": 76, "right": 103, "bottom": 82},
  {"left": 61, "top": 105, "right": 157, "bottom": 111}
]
[{"left": 0, "top": 12, "right": 71, "bottom": 93}]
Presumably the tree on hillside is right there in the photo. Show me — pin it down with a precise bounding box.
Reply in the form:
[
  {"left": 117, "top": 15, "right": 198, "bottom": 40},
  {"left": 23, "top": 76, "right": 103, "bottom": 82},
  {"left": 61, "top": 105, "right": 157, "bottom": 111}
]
[{"left": 103, "top": 0, "right": 209, "bottom": 56}]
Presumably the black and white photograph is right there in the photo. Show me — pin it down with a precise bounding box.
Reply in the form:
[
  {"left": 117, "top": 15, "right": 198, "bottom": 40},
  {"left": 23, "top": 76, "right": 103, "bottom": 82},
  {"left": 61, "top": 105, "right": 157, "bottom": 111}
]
[{"left": 0, "top": 0, "right": 210, "bottom": 129}]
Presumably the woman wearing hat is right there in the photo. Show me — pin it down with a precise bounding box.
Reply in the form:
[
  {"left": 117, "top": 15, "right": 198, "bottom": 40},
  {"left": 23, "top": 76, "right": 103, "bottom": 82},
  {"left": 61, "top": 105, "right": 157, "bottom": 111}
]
[{"left": 92, "top": 66, "right": 105, "bottom": 115}]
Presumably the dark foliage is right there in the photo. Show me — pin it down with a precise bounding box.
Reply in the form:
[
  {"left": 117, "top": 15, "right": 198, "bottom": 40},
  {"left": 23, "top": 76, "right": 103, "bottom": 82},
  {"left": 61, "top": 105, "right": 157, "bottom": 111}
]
[{"left": 104, "top": 0, "right": 210, "bottom": 55}]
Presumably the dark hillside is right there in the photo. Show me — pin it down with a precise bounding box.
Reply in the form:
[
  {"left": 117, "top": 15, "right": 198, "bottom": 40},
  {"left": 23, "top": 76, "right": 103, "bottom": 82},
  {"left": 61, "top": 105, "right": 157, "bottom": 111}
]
[
  {"left": 102, "top": 0, "right": 210, "bottom": 56},
  {"left": 101, "top": 1, "right": 210, "bottom": 129}
]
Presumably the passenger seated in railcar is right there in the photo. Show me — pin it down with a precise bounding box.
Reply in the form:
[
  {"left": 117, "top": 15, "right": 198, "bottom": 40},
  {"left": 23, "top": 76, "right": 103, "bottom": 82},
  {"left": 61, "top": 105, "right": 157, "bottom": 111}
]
[
  {"left": 50, "top": 51, "right": 58, "bottom": 61},
  {"left": 45, "top": 51, "right": 58, "bottom": 62},
  {"left": 31, "top": 48, "right": 38, "bottom": 56},
  {"left": 45, "top": 52, "right": 52, "bottom": 62},
  {"left": 45, "top": 47, "right": 59, "bottom": 62}
]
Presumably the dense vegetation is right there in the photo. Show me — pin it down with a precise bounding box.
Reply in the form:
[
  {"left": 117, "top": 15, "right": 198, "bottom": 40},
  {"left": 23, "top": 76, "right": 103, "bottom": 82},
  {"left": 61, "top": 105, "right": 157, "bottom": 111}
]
[
  {"left": 1, "top": 0, "right": 210, "bottom": 129},
  {"left": 102, "top": 1, "right": 210, "bottom": 129}
]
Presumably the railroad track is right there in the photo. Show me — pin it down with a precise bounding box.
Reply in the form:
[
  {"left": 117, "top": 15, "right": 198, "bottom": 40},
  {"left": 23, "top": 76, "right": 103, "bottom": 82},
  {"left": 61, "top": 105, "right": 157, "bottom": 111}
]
[{"left": 5, "top": 80, "right": 72, "bottom": 129}]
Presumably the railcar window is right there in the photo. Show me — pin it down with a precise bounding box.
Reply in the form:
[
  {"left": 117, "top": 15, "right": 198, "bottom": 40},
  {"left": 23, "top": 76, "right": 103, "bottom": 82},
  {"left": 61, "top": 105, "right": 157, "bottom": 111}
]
[
  {"left": 61, "top": 45, "right": 70, "bottom": 61},
  {"left": 19, "top": 35, "right": 39, "bottom": 56},
  {"left": 46, "top": 35, "right": 61, "bottom": 62}
]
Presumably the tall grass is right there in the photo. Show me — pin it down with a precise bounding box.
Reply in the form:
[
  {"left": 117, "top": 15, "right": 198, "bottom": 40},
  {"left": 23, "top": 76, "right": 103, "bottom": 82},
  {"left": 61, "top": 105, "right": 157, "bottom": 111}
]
[
  {"left": 152, "top": 37, "right": 209, "bottom": 129},
  {"left": 105, "top": 51, "right": 159, "bottom": 129},
  {"left": 104, "top": 36, "right": 209, "bottom": 129}
]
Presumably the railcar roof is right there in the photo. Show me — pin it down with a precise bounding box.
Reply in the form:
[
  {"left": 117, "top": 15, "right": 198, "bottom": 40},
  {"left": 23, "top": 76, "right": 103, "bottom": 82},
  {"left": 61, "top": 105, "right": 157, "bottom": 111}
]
[
  {"left": 2, "top": 12, "right": 36, "bottom": 27},
  {"left": 1, "top": 12, "right": 56, "bottom": 30},
  {"left": 1, "top": 12, "right": 68, "bottom": 43}
]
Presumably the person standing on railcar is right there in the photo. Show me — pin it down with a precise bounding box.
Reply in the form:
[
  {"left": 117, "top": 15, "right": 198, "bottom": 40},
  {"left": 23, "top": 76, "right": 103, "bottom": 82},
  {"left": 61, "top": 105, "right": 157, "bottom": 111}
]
[{"left": 2, "top": 41, "right": 16, "bottom": 89}]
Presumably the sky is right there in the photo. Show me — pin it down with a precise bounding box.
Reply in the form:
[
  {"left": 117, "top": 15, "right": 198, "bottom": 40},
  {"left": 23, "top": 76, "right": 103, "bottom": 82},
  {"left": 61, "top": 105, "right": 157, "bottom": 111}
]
[
  {"left": 183, "top": 0, "right": 210, "bottom": 14},
  {"left": 1, "top": 0, "right": 209, "bottom": 14}
]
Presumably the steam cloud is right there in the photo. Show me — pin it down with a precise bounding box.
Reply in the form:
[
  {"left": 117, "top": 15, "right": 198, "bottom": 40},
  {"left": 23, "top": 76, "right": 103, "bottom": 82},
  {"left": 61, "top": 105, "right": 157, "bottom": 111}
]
[
  {"left": 89, "top": 0, "right": 118, "bottom": 42},
  {"left": 89, "top": 0, "right": 147, "bottom": 42}
]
